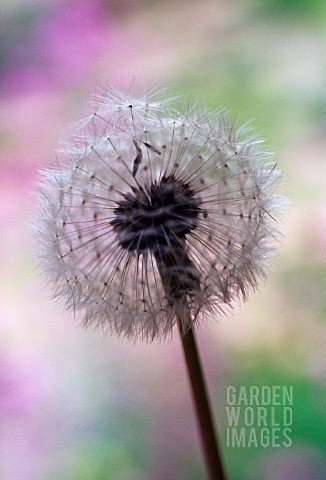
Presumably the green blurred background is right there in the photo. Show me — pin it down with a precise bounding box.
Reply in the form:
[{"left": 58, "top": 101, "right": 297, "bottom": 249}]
[{"left": 1, "top": 0, "right": 325, "bottom": 479}]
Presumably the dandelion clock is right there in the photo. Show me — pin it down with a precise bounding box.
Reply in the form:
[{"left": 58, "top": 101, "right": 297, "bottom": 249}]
[{"left": 34, "top": 87, "right": 284, "bottom": 479}]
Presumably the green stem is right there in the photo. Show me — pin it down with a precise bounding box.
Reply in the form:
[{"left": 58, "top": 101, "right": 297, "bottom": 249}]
[{"left": 178, "top": 320, "right": 227, "bottom": 480}]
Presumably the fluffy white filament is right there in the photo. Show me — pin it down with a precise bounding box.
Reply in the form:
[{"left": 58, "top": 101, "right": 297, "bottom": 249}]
[{"left": 34, "top": 88, "right": 284, "bottom": 340}]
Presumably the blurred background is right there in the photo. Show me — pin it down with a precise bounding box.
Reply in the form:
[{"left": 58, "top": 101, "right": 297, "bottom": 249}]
[{"left": 1, "top": 0, "right": 326, "bottom": 479}]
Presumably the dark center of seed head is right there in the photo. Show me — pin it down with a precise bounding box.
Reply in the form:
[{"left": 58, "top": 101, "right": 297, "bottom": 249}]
[{"left": 111, "top": 176, "right": 201, "bottom": 255}]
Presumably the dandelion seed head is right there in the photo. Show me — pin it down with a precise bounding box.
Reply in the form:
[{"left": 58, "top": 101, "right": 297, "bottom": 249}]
[{"left": 34, "top": 87, "right": 285, "bottom": 341}]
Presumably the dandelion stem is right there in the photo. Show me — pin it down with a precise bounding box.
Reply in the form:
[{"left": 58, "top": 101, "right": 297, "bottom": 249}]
[{"left": 178, "top": 319, "right": 227, "bottom": 480}]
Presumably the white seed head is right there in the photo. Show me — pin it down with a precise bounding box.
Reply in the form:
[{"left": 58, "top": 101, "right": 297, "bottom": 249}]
[{"left": 34, "top": 88, "right": 285, "bottom": 341}]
